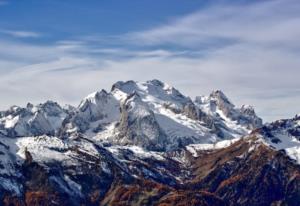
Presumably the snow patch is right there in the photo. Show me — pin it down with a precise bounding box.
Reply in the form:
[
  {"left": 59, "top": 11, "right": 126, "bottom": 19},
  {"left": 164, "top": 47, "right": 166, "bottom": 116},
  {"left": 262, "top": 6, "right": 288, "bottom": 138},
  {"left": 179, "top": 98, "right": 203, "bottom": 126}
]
[{"left": 186, "top": 138, "right": 240, "bottom": 157}]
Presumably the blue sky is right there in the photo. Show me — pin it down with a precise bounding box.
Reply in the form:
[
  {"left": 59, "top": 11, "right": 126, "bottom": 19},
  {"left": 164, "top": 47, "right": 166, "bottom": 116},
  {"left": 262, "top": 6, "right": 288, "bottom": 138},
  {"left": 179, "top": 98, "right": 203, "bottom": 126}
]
[
  {"left": 0, "top": 0, "right": 208, "bottom": 42},
  {"left": 0, "top": 0, "right": 300, "bottom": 122}
]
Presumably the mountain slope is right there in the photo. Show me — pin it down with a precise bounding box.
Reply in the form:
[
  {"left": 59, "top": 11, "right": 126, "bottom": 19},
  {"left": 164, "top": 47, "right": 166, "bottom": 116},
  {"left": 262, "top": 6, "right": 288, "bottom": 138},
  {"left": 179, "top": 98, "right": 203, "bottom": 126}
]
[{"left": 1, "top": 79, "right": 300, "bottom": 206}]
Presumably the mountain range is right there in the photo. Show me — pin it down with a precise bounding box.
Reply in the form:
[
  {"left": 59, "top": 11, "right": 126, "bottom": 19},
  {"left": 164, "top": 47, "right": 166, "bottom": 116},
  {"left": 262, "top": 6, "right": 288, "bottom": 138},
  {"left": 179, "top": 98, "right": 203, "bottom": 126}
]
[{"left": 0, "top": 79, "right": 299, "bottom": 206}]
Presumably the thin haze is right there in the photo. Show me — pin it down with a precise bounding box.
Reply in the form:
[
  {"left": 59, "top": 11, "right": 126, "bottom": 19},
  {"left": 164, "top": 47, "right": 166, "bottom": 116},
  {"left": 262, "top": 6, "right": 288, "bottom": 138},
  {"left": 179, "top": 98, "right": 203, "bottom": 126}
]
[{"left": 0, "top": 0, "right": 299, "bottom": 122}]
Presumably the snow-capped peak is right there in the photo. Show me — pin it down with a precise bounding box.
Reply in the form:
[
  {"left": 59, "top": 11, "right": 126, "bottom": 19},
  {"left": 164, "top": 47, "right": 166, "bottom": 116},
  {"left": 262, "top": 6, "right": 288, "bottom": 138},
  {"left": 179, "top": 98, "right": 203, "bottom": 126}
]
[
  {"left": 0, "top": 101, "right": 67, "bottom": 137},
  {"left": 0, "top": 80, "right": 263, "bottom": 151},
  {"left": 210, "top": 90, "right": 233, "bottom": 105},
  {"left": 111, "top": 79, "right": 190, "bottom": 107},
  {"left": 79, "top": 89, "right": 109, "bottom": 107}
]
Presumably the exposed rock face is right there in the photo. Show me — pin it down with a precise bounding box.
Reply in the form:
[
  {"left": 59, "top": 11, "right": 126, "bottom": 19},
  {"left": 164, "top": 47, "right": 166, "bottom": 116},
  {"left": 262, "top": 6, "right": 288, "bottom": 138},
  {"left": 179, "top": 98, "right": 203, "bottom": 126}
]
[
  {"left": 110, "top": 80, "right": 262, "bottom": 149},
  {"left": 209, "top": 90, "right": 235, "bottom": 117},
  {"left": 116, "top": 93, "right": 168, "bottom": 151},
  {"left": 209, "top": 90, "right": 263, "bottom": 129},
  {"left": 183, "top": 101, "right": 215, "bottom": 128},
  {"left": 239, "top": 104, "right": 263, "bottom": 129},
  {"left": 195, "top": 90, "right": 263, "bottom": 138}
]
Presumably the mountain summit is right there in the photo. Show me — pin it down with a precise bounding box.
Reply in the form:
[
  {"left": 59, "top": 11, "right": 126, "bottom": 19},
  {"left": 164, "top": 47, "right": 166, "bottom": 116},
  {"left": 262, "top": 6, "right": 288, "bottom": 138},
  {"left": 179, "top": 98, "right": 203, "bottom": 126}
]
[{"left": 1, "top": 80, "right": 300, "bottom": 206}]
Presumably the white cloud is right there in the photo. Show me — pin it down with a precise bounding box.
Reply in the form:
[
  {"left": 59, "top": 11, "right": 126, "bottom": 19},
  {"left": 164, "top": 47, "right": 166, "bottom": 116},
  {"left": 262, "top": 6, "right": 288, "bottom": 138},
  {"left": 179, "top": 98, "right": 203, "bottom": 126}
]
[
  {"left": 1, "top": 30, "right": 41, "bottom": 38},
  {"left": 129, "top": 0, "right": 300, "bottom": 49}
]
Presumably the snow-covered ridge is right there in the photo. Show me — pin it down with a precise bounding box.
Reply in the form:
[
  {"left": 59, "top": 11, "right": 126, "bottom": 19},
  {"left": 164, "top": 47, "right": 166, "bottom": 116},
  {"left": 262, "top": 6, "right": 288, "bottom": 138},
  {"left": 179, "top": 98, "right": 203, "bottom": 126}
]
[
  {"left": 107, "top": 80, "right": 262, "bottom": 150},
  {"left": 0, "top": 101, "right": 68, "bottom": 137},
  {"left": 256, "top": 115, "right": 300, "bottom": 164},
  {"left": 0, "top": 79, "right": 263, "bottom": 152}
]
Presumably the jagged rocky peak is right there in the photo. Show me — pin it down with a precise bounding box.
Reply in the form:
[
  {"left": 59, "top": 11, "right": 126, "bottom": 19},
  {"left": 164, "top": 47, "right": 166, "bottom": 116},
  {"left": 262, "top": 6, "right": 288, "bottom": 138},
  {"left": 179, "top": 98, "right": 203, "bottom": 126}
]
[
  {"left": 116, "top": 92, "right": 167, "bottom": 151},
  {"left": 0, "top": 100, "right": 67, "bottom": 137},
  {"left": 209, "top": 91, "right": 261, "bottom": 123},
  {"left": 78, "top": 89, "right": 120, "bottom": 121},
  {"left": 208, "top": 91, "right": 262, "bottom": 126},
  {"left": 239, "top": 104, "right": 263, "bottom": 129},
  {"left": 79, "top": 89, "right": 110, "bottom": 108},
  {"left": 209, "top": 90, "right": 235, "bottom": 116},
  {"left": 194, "top": 90, "right": 234, "bottom": 116},
  {"left": 210, "top": 90, "right": 233, "bottom": 104},
  {"left": 59, "top": 89, "right": 121, "bottom": 136},
  {"left": 195, "top": 90, "right": 262, "bottom": 133},
  {"left": 37, "top": 100, "right": 65, "bottom": 116},
  {"left": 240, "top": 104, "right": 256, "bottom": 116},
  {"left": 183, "top": 101, "right": 215, "bottom": 128}
]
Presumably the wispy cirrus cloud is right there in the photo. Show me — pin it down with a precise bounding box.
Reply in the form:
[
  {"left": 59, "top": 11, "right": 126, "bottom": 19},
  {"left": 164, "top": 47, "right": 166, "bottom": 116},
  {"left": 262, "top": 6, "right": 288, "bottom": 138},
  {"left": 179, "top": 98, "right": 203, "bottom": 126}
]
[
  {"left": 128, "top": 0, "right": 300, "bottom": 49},
  {"left": 1, "top": 30, "right": 41, "bottom": 38}
]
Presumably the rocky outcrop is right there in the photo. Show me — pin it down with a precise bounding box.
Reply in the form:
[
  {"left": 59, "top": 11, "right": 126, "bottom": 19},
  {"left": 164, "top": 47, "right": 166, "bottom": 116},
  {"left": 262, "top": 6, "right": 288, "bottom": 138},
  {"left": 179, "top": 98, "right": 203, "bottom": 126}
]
[
  {"left": 239, "top": 105, "right": 263, "bottom": 129},
  {"left": 209, "top": 90, "right": 235, "bottom": 117},
  {"left": 195, "top": 90, "right": 263, "bottom": 138},
  {"left": 183, "top": 101, "right": 215, "bottom": 128},
  {"left": 116, "top": 93, "right": 168, "bottom": 151}
]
